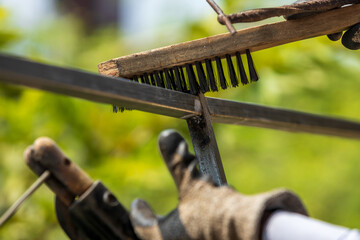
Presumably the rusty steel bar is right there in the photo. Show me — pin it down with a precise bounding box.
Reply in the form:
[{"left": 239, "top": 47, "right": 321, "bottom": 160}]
[
  {"left": 206, "top": 0, "right": 236, "bottom": 34},
  {"left": 219, "top": 0, "right": 360, "bottom": 24}
]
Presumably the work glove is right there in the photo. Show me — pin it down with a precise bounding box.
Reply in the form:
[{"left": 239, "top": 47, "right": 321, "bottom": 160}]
[
  {"left": 341, "top": 23, "right": 360, "bottom": 50},
  {"left": 130, "top": 130, "right": 308, "bottom": 240}
]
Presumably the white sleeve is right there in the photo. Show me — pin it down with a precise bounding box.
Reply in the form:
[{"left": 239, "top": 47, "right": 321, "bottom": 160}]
[{"left": 263, "top": 210, "right": 360, "bottom": 240}]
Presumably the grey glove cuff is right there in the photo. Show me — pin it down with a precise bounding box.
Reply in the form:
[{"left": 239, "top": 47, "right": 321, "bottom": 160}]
[
  {"left": 178, "top": 182, "right": 307, "bottom": 240},
  {"left": 237, "top": 188, "right": 308, "bottom": 240}
]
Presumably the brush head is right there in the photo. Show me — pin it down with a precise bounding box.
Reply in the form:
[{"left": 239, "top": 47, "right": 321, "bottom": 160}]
[
  {"left": 108, "top": 50, "right": 259, "bottom": 112},
  {"left": 128, "top": 50, "right": 258, "bottom": 95},
  {"left": 108, "top": 49, "right": 259, "bottom": 98}
]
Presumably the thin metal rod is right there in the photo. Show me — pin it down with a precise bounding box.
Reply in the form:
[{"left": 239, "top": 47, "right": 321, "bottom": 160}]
[
  {"left": 219, "top": 0, "right": 360, "bottom": 24},
  {"left": 1, "top": 55, "right": 360, "bottom": 140},
  {"left": 0, "top": 170, "right": 51, "bottom": 227},
  {"left": 206, "top": 0, "right": 236, "bottom": 34}
]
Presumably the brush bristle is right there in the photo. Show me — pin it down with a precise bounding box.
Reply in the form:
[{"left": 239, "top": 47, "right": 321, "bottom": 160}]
[
  {"left": 130, "top": 52, "right": 258, "bottom": 93},
  {"left": 186, "top": 64, "right": 199, "bottom": 95},
  {"left": 215, "top": 57, "right": 227, "bottom": 90},
  {"left": 226, "top": 54, "right": 238, "bottom": 87},
  {"left": 174, "top": 66, "right": 183, "bottom": 92},
  {"left": 112, "top": 105, "right": 118, "bottom": 113},
  {"left": 144, "top": 73, "right": 151, "bottom": 84},
  {"left": 246, "top": 49, "right": 259, "bottom": 82},
  {"left": 114, "top": 51, "right": 259, "bottom": 112},
  {"left": 179, "top": 66, "right": 189, "bottom": 93},
  {"left": 195, "top": 62, "right": 209, "bottom": 93},
  {"left": 205, "top": 59, "right": 218, "bottom": 92},
  {"left": 164, "top": 70, "right": 173, "bottom": 89},
  {"left": 150, "top": 74, "right": 156, "bottom": 85},
  {"left": 236, "top": 52, "right": 249, "bottom": 85},
  {"left": 169, "top": 69, "right": 176, "bottom": 89},
  {"left": 155, "top": 71, "right": 165, "bottom": 88}
]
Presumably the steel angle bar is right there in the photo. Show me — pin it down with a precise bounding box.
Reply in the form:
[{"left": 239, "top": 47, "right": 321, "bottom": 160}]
[
  {"left": 207, "top": 98, "right": 360, "bottom": 140},
  {"left": 1, "top": 54, "right": 360, "bottom": 139},
  {"left": 0, "top": 54, "right": 198, "bottom": 119}
]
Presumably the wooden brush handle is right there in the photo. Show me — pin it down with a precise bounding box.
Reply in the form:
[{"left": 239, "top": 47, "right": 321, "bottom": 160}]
[
  {"left": 98, "top": 4, "right": 360, "bottom": 78},
  {"left": 25, "top": 137, "right": 93, "bottom": 205}
]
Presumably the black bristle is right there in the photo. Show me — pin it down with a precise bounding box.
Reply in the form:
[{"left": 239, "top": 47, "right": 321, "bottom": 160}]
[
  {"left": 155, "top": 71, "right": 165, "bottom": 88},
  {"left": 246, "top": 49, "right": 259, "bottom": 82},
  {"left": 164, "top": 70, "right": 172, "bottom": 89},
  {"left": 133, "top": 76, "right": 140, "bottom": 82},
  {"left": 141, "top": 74, "right": 150, "bottom": 84},
  {"left": 215, "top": 57, "right": 227, "bottom": 90},
  {"left": 150, "top": 74, "right": 156, "bottom": 85},
  {"left": 168, "top": 69, "right": 176, "bottom": 89},
  {"left": 195, "top": 62, "right": 209, "bottom": 93},
  {"left": 174, "top": 67, "right": 184, "bottom": 92},
  {"left": 144, "top": 73, "right": 151, "bottom": 84},
  {"left": 186, "top": 64, "right": 199, "bottom": 95},
  {"left": 179, "top": 67, "right": 189, "bottom": 93},
  {"left": 205, "top": 59, "right": 218, "bottom": 92},
  {"left": 112, "top": 105, "right": 118, "bottom": 113},
  {"left": 225, "top": 54, "right": 238, "bottom": 87},
  {"left": 236, "top": 52, "right": 249, "bottom": 85}
]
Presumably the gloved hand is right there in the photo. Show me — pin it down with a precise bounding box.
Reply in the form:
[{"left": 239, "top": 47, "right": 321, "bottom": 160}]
[
  {"left": 341, "top": 23, "right": 360, "bottom": 50},
  {"left": 130, "top": 130, "right": 307, "bottom": 240}
]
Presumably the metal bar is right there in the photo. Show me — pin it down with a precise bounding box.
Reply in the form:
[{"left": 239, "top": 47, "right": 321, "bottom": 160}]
[
  {"left": 0, "top": 54, "right": 199, "bottom": 119},
  {"left": 1, "top": 54, "right": 360, "bottom": 140},
  {"left": 0, "top": 170, "right": 51, "bottom": 227},
  {"left": 187, "top": 93, "right": 227, "bottom": 186},
  {"left": 206, "top": 0, "right": 236, "bottom": 34},
  {"left": 207, "top": 98, "right": 360, "bottom": 139}
]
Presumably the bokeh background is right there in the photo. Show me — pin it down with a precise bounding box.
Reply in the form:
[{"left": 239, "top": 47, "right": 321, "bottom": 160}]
[{"left": 0, "top": 0, "right": 359, "bottom": 239}]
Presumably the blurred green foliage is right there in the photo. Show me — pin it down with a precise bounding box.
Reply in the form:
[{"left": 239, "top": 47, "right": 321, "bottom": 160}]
[
  {"left": 0, "top": 8, "right": 18, "bottom": 48},
  {"left": 0, "top": 2, "right": 360, "bottom": 239}
]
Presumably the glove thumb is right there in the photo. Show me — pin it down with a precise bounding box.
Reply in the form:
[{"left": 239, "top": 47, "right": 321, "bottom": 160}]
[
  {"left": 130, "top": 199, "right": 162, "bottom": 239},
  {"left": 342, "top": 22, "right": 360, "bottom": 50}
]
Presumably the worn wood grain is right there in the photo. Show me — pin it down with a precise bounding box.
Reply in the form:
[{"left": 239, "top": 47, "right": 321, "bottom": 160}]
[{"left": 98, "top": 4, "right": 360, "bottom": 78}]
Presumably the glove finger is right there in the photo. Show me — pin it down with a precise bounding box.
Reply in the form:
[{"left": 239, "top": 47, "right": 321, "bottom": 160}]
[
  {"left": 130, "top": 199, "right": 157, "bottom": 227},
  {"left": 158, "top": 130, "right": 198, "bottom": 189},
  {"left": 327, "top": 31, "right": 342, "bottom": 41},
  {"left": 130, "top": 199, "right": 163, "bottom": 239},
  {"left": 342, "top": 22, "right": 360, "bottom": 50}
]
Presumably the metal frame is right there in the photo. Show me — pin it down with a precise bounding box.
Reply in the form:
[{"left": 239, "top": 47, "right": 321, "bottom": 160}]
[{"left": 1, "top": 54, "right": 360, "bottom": 183}]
